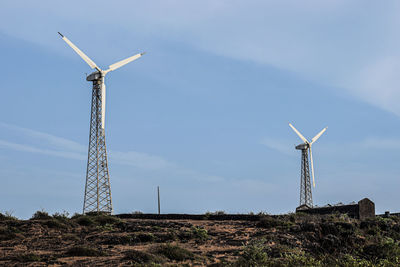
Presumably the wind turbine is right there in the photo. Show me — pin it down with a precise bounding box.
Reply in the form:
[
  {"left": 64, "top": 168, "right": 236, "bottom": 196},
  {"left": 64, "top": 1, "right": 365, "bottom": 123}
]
[
  {"left": 289, "top": 123, "right": 327, "bottom": 208},
  {"left": 59, "top": 32, "right": 145, "bottom": 214}
]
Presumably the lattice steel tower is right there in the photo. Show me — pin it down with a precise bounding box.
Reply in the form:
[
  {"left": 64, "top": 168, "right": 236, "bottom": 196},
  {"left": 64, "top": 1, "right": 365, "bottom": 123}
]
[
  {"left": 58, "top": 32, "right": 145, "bottom": 214},
  {"left": 83, "top": 73, "right": 112, "bottom": 213},
  {"left": 296, "top": 143, "right": 313, "bottom": 207}
]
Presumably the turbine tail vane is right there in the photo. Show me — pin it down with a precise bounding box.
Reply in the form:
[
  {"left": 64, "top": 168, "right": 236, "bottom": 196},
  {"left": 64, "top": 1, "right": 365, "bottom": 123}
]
[{"left": 58, "top": 32, "right": 100, "bottom": 71}]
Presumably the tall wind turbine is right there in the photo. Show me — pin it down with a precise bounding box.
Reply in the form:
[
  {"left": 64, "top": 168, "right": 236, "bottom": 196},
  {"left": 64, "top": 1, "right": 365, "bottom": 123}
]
[
  {"left": 59, "top": 32, "right": 145, "bottom": 214},
  {"left": 289, "top": 123, "right": 327, "bottom": 208}
]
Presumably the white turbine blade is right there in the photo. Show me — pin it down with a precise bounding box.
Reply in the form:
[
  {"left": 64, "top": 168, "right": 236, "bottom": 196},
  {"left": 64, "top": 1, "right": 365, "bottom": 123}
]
[
  {"left": 106, "top": 52, "right": 145, "bottom": 72},
  {"left": 58, "top": 32, "right": 99, "bottom": 70},
  {"left": 289, "top": 123, "right": 308, "bottom": 143},
  {"left": 311, "top": 127, "right": 327, "bottom": 144},
  {"left": 101, "top": 81, "right": 106, "bottom": 130},
  {"left": 309, "top": 146, "right": 315, "bottom": 188}
]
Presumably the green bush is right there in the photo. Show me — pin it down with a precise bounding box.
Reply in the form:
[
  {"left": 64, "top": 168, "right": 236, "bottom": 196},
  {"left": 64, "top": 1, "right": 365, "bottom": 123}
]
[
  {"left": 235, "top": 239, "right": 269, "bottom": 266},
  {"left": 96, "top": 223, "right": 114, "bottom": 232},
  {"left": 283, "top": 252, "right": 323, "bottom": 266},
  {"left": 191, "top": 226, "right": 208, "bottom": 241},
  {"left": 154, "top": 244, "right": 194, "bottom": 261}
]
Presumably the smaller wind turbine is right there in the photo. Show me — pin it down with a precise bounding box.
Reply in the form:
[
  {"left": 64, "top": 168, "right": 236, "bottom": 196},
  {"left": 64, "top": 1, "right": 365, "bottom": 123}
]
[{"left": 289, "top": 123, "right": 327, "bottom": 208}]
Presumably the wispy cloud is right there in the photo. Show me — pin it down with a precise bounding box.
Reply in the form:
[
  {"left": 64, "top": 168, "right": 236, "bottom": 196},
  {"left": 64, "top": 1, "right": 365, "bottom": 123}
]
[
  {"left": 0, "top": 122, "right": 234, "bottom": 185},
  {"left": 0, "top": 122, "right": 86, "bottom": 153},
  {"left": 260, "top": 137, "right": 294, "bottom": 156},
  {"left": 361, "top": 137, "right": 400, "bottom": 150},
  {"left": 110, "top": 151, "right": 175, "bottom": 170},
  {"left": 0, "top": 122, "right": 174, "bottom": 170},
  {"left": 0, "top": 139, "right": 86, "bottom": 160}
]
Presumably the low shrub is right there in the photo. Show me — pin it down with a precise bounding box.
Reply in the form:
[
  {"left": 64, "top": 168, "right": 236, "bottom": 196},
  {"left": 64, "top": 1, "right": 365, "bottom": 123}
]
[
  {"left": 136, "top": 232, "right": 156, "bottom": 242},
  {"left": 154, "top": 244, "right": 194, "bottom": 261},
  {"left": 65, "top": 246, "right": 106, "bottom": 257},
  {"left": 94, "top": 215, "right": 121, "bottom": 226},
  {"left": 191, "top": 226, "right": 208, "bottom": 241},
  {"left": 62, "top": 233, "right": 80, "bottom": 242},
  {"left": 361, "top": 237, "right": 400, "bottom": 262},
  {"left": 235, "top": 239, "right": 268, "bottom": 266},
  {"left": 123, "top": 250, "right": 162, "bottom": 264},
  {"left": 74, "top": 215, "right": 95, "bottom": 226},
  {"left": 102, "top": 234, "right": 132, "bottom": 245},
  {"left": 53, "top": 211, "right": 70, "bottom": 221},
  {"left": 0, "top": 211, "right": 18, "bottom": 221},
  {"left": 43, "top": 219, "right": 67, "bottom": 229},
  {"left": 257, "top": 216, "right": 291, "bottom": 229},
  {"left": 0, "top": 227, "right": 17, "bottom": 241},
  {"left": 96, "top": 223, "right": 114, "bottom": 232},
  {"left": 15, "top": 253, "right": 41, "bottom": 262},
  {"left": 31, "top": 210, "right": 52, "bottom": 220}
]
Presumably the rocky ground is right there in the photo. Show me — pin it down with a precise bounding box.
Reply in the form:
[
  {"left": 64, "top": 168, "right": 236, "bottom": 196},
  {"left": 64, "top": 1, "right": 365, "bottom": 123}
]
[{"left": 1, "top": 211, "right": 400, "bottom": 266}]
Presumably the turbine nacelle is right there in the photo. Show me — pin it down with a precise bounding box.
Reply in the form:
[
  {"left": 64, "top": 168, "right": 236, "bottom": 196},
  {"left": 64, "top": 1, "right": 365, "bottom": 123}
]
[
  {"left": 86, "top": 71, "right": 102, "bottom": 81},
  {"left": 295, "top": 143, "right": 309, "bottom": 150}
]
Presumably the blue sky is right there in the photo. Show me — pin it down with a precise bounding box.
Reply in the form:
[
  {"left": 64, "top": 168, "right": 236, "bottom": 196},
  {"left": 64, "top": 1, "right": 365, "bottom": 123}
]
[{"left": 1, "top": 1, "right": 400, "bottom": 218}]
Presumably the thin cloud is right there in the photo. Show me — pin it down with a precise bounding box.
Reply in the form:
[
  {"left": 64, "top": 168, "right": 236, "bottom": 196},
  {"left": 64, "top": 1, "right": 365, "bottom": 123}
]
[
  {"left": 0, "top": 139, "right": 86, "bottom": 160},
  {"left": 0, "top": 122, "right": 174, "bottom": 170},
  {"left": 260, "top": 137, "right": 294, "bottom": 156},
  {"left": 0, "top": 122, "right": 86, "bottom": 153},
  {"left": 110, "top": 151, "right": 175, "bottom": 170},
  {"left": 361, "top": 137, "right": 400, "bottom": 150}
]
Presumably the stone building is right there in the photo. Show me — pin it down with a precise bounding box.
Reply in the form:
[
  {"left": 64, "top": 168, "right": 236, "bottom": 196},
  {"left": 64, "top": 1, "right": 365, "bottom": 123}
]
[{"left": 296, "top": 198, "right": 375, "bottom": 220}]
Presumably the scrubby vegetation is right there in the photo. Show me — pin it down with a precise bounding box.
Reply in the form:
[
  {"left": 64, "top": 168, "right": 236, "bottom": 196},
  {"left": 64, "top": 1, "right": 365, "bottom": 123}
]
[
  {"left": 1, "top": 211, "right": 400, "bottom": 266},
  {"left": 154, "top": 243, "right": 194, "bottom": 261},
  {"left": 66, "top": 246, "right": 106, "bottom": 257}
]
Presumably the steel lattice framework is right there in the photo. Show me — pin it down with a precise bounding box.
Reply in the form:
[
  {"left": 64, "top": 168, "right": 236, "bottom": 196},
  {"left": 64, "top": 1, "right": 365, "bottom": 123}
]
[
  {"left": 298, "top": 145, "right": 313, "bottom": 208},
  {"left": 83, "top": 76, "right": 112, "bottom": 214}
]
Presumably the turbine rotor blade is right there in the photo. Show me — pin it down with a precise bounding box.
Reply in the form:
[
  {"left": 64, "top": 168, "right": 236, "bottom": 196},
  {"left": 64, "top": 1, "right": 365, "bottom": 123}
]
[
  {"left": 106, "top": 52, "right": 145, "bottom": 72},
  {"left": 58, "top": 32, "right": 100, "bottom": 70},
  {"left": 289, "top": 123, "right": 309, "bottom": 143},
  {"left": 309, "top": 146, "right": 315, "bottom": 188},
  {"left": 311, "top": 127, "right": 327, "bottom": 144}
]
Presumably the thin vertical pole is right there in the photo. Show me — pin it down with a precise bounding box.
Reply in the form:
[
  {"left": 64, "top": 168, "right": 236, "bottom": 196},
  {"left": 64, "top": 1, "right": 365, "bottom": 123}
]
[{"left": 157, "top": 186, "right": 160, "bottom": 215}]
